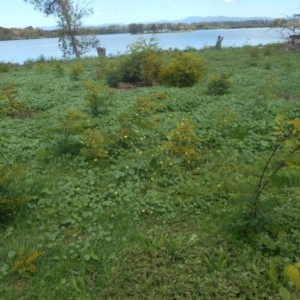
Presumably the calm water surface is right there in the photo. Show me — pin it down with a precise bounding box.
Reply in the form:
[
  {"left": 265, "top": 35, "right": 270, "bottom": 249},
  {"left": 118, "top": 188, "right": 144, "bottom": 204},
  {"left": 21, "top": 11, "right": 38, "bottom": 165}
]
[{"left": 0, "top": 27, "right": 284, "bottom": 64}]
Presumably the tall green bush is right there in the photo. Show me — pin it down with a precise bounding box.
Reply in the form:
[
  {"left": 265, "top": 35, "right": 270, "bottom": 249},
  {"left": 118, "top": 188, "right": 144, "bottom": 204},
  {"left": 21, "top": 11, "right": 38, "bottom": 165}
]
[
  {"left": 105, "top": 57, "right": 124, "bottom": 88},
  {"left": 233, "top": 114, "right": 300, "bottom": 237},
  {"left": 105, "top": 37, "right": 162, "bottom": 87},
  {"left": 0, "top": 81, "right": 27, "bottom": 117},
  {"left": 0, "top": 165, "right": 29, "bottom": 223},
  {"left": 70, "top": 61, "right": 84, "bottom": 80},
  {"left": 206, "top": 74, "right": 232, "bottom": 95},
  {"left": 159, "top": 52, "right": 205, "bottom": 87},
  {"left": 123, "top": 37, "right": 162, "bottom": 85},
  {"left": 0, "top": 63, "right": 11, "bottom": 73},
  {"left": 44, "top": 109, "right": 90, "bottom": 156},
  {"left": 84, "top": 81, "right": 113, "bottom": 116}
]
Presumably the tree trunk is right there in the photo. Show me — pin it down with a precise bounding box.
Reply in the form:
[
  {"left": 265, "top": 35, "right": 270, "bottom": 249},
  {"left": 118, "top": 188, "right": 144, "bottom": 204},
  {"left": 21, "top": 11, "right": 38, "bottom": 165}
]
[{"left": 60, "top": 0, "right": 81, "bottom": 58}]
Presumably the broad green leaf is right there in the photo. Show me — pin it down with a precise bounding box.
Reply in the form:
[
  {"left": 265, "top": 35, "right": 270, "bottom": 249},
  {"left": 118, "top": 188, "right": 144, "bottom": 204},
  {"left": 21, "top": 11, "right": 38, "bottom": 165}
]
[
  {"left": 285, "top": 265, "right": 300, "bottom": 288},
  {"left": 279, "top": 287, "right": 291, "bottom": 300}
]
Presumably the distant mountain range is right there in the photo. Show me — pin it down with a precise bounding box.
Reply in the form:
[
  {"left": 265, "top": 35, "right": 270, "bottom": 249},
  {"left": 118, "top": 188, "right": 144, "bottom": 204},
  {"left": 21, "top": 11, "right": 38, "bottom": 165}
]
[
  {"left": 97, "top": 15, "right": 273, "bottom": 27},
  {"left": 39, "top": 16, "right": 274, "bottom": 30},
  {"left": 171, "top": 16, "right": 273, "bottom": 24}
]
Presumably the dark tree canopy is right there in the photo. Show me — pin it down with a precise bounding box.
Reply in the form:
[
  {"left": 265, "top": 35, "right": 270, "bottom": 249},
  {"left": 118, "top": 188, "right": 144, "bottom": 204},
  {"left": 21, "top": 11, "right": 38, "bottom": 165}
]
[
  {"left": 24, "top": 0, "right": 99, "bottom": 58},
  {"left": 24, "top": 0, "right": 59, "bottom": 15}
]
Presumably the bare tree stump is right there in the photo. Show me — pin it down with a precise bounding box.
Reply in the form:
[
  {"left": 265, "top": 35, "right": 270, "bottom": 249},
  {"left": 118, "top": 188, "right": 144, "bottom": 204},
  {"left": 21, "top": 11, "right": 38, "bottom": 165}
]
[
  {"left": 96, "top": 47, "right": 106, "bottom": 56},
  {"left": 215, "top": 36, "right": 224, "bottom": 49}
]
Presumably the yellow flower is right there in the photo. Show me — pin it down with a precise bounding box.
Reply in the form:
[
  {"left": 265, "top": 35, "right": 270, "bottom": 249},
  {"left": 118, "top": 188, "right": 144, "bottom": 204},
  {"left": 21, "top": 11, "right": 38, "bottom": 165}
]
[{"left": 13, "top": 249, "right": 44, "bottom": 274}]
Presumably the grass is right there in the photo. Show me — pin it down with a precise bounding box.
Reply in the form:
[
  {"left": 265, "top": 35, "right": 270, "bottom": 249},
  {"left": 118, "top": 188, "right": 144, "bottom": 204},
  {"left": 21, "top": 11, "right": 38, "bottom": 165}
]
[{"left": 1, "top": 43, "right": 300, "bottom": 299}]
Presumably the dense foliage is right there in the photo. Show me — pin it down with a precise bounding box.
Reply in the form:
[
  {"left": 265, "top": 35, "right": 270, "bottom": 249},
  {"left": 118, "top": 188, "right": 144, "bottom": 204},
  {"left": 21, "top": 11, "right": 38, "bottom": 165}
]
[
  {"left": 159, "top": 52, "right": 205, "bottom": 87},
  {"left": 116, "top": 37, "right": 162, "bottom": 86},
  {"left": 105, "top": 38, "right": 205, "bottom": 88},
  {"left": 0, "top": 18, "right": 289, "bottom": 41},
  {"left": 1, "top": 42, "right": 300, "bottom": 299}
]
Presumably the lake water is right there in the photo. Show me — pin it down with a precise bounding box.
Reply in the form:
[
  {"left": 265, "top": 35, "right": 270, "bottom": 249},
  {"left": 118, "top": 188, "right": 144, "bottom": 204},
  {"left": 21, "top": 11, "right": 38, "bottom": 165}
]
[{"left": 0, "top": 27, "right": 284, "bottom": 64}]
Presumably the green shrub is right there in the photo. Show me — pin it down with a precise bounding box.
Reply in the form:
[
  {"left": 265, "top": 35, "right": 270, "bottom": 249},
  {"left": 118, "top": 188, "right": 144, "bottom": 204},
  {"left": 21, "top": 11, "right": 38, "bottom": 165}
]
[
  {"left": 105, "top": 58, "right": 124, "bottom": 88},
  {"left": 264, "top": 61, "right": 272, "bottom": 70},
  {"left": 53, "top": 62, "right": 65, "bottom": 76},
  {"left": 105, "top": 70, "right": 123, "bottom": 88},
  {"left": 206, "top": 74, "right": 232, "bottom": 95},
  {"left": 0, "top": 63, "right": 11, "bottom": 73},
  {"left": 248, "top": 47, "right": 260, "bottom": 58},
  {"left": 47, "top": 109, "right": 90, "bottom": 156},
  {"left": 81, "top": 128, "right": 109, "bottom": 160},
  {"left": 70, "top": 61, "right": 84, "bottom": 80},
  {"left": 159, "top": 52, "right": 205, "bottom": 87},
  {"left": 165, "top": 118, "right": 201, "bottom": 164},
  {"left": 230, "top": 115, "right": 300, "bottom": 238},
  {"left": 121, "top": 37, "right": 162, "bottom": 86},
  {"left": 0, "top": 165, "right": 29, "bottom": 223},
  {"left": 84, "top": 81, "right": 113, "bottom": 116},
  {"left": 104, "top": 38, "right": 162, "bottom": 87},
  {"left": 263, "top": 44, "right": 274, "bottom": 56},
  {"left": 94, "top": 56, "right": 108, "bottom": 80},
  {"left": 121, "top": 55, "right": 143, "bottom": 84},
  {"left": 114, "top": 93, "right": 166, "bottom": 152},
  {"left": 34, "top": 62, "right": 48, "bottom": 73},
  {"left": 0, "top": 81, "right": 28, "bottom": 117}
]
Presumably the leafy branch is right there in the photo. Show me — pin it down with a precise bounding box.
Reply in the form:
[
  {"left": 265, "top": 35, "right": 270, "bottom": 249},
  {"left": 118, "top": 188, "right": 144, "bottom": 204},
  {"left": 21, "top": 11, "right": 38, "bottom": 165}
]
[{"left": 243, "top": 116, "right": 300, "bottom": 235}]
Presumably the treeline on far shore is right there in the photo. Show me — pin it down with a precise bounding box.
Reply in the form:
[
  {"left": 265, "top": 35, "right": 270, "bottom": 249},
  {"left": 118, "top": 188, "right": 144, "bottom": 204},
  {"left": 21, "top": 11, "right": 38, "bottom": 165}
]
[{"left": 0, "top": 18, "right": 286, "bottom": 41}]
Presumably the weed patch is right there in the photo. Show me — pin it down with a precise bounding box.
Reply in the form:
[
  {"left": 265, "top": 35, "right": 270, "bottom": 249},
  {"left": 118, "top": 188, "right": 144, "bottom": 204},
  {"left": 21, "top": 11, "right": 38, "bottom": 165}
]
[{"left": 1, "top": 43, "right": 300, "bottom": 299}]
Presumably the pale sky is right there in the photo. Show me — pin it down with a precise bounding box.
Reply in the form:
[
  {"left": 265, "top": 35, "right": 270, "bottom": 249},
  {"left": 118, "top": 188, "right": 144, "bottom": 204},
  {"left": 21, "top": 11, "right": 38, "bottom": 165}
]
[{"left": 1, "top": 0, "right": 299, "bottom": 28}]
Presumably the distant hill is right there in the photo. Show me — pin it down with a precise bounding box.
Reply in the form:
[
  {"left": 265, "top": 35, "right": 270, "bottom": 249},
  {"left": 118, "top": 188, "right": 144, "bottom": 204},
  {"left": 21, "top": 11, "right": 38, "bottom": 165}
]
[
  {"left": 39, "top": 16, "right": 274, "bottom": 30},
  {"left": 172, "top": 16, "right": 273, "bottom": 24}
]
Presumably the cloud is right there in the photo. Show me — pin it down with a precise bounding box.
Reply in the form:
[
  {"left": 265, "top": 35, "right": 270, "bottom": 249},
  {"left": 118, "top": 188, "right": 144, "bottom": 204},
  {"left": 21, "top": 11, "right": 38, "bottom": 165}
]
[{"left": 222, "top": 0, "right": 236, "bottom": 3}]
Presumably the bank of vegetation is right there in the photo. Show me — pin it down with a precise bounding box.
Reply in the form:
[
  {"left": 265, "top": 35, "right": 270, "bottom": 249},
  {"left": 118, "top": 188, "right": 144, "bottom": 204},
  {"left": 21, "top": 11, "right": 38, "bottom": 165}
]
[
  {"left": 0, "top": 18, "right": 288, "bottom": 41},
  {"left": 1, "top": 40, "right": 300, "bottom": 299}
]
